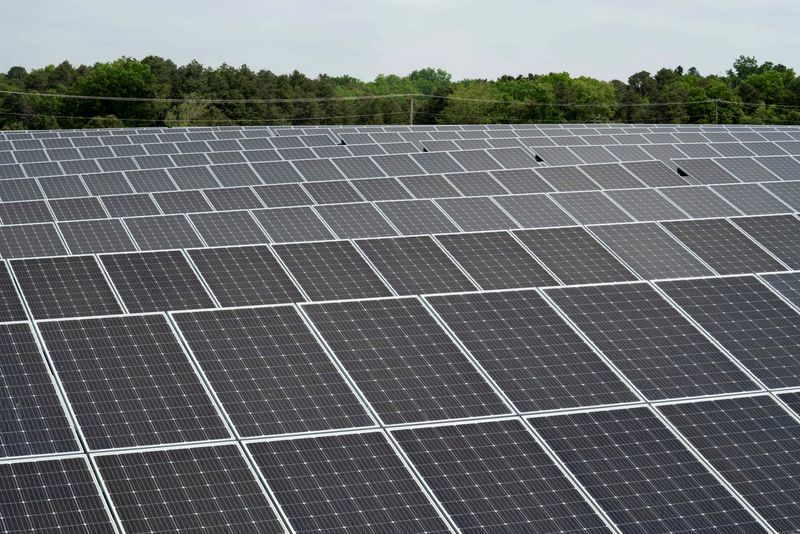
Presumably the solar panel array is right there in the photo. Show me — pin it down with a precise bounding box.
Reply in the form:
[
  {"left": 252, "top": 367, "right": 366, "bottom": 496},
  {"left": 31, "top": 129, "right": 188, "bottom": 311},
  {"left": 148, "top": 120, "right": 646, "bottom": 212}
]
[{"left": 2, "top": 122, "right": 800, "bottom": 533}]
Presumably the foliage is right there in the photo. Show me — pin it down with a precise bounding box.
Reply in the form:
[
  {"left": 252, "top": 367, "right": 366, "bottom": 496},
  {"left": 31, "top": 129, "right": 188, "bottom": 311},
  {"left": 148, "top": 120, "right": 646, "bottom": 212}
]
[{"left": 0, "top": 56, "right": 798, "bottom": 129}]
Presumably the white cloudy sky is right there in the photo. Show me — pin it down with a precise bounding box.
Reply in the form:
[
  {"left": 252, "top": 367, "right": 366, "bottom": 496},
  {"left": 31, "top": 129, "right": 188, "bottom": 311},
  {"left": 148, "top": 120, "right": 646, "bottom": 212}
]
[{"left": 4, "top": 0, "right": 799, "bottom": 81}]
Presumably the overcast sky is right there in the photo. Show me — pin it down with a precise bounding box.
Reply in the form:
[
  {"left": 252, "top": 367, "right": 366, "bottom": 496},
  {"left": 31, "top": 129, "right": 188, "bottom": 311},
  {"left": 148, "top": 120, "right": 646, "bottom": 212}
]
[{"left": 4, "top": 0, "right": 799, "bottom": 81}]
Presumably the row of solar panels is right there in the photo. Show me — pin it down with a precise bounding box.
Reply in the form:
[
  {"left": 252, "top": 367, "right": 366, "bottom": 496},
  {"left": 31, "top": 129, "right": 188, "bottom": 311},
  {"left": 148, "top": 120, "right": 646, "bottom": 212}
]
[{"left": 4, "top": 275, "right": 800, "bottom": 532}]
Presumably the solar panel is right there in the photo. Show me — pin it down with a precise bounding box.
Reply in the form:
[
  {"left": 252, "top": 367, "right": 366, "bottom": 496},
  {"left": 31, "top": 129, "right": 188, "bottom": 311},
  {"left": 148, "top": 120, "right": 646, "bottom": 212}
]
[
  {"left": 399, "top": 173, "right": 463, "bottom": 198},
  {"left": 546, "top": 282, "right": 759, "bottom": 399},
  {"left": 314, "top": 202, "right": 399, "bottom": 239},
  {"left": 11, "top": 255, "right": 123, "bottom": 319},
  {"left": 153, "top": 189, "right": 214, "bottom": 214},
  {"left": 393, "top": 419, "right": 612, "bottom": 533},
  {"left": 662, "top": 218, "right": 786, "bottom": 275},
  {"left": 0, "top": 223, "right": 67, "bottom": 258},
  {"left": 186, "top": 245, "right": 303, "bottom": 307},
  {"left": 489, "top": 168, "right": 554, "bottom": 194},
  {"left": 762, "top": 180, "right": 800, "bottom": 211},
  {"left": 712, "top": 183, "right": 792, "bottom": 215},
  {"left": 374, "top": 199, "right": 459, "bottom": 235},
  {"left": 101, "top": 193, "right": 160, "bottom": 218},
  {"left": 427, "top": 289, "right": 637, "bottom": 411},
  {"left": 351, "top": 177, "right": 413, "bottom": 201},
  {"left": 659, "top": 186, "right": 743, "bottom": 218},
  {"left": 448, "top": 149, "right": 502, "bottom": 171},
  {"left": 515, "top": 226, "right": 637, "bottom": 285},
  {"left": 486, "top": 146, "right": 539, "bottom": 168},
  {"left": 410, "top": 151, "right": 465, "bottom": 173},
  {"left": 604, "top": 188, "right": 688, "bottom": 221},
  {"left": 622, "top": 160, "right": 688, "bottom": 187},
  {"left": 38, "top": 314, "right": 230, "bottom": 450},
  {"left": 273, "top": 240, "right": 392, "bottom": 301},
  {"left": 302, "top": 179, "right": 363, "bottom": 204},
  {"left": 94, "top": 444, "right": 285, "bottom": 533},
  {"left": 292, "top": 158, "right": 346, "bottom": 181},
  {"left": 755, "top": 155, "right": 800, "bottom": 180},
  {"left": 331, "top": 155, "right": 385, "bottom": 178},
  {"left": 731, "top": 214, "right": 800, "bottom": 268},
  {"left": 58, "top": 218, "right": 138, "bottom": 254},
  {"left": 674, "top": 158, "right": 740, "bottom": 185},
  {"left": 659, "top": 395, "right": 800, "bottom": 533},
  {"left": 530, "top": 407, "right": 765, "bottom": 534},
  {"left": 760, "top": 270, "right": 800, "bottom": 308},
  {"left": 0, "top": 457, "right": 115, "bottom": 532},
  {"left": 372, "top": 153, "right": 426, "bottom": 176},
  {"left": 445, "top": 171, "right": 508, "bottom": 196},
  {"left": 535, "top": 166, "right": 599, "bottom": 192},
  {"left": 188, "top": 210, "right": 269, "bottom": 246},
  {"left": 203, "top": 186, "right": 264, "bottom": 210},
  {"left": 657, "top": 275, "right": 800, "bottom": 388},
  {"left": 251, "top": 206, "right": 334, "bottom": 243},
  {"left": 531, "top": 146, "right": 583, "bottom": 166},
  {"left": 99, "top": 250, "right": 215, "bottom": 312},
  {"left": 253, "top": 183, "right": 314, "bottom": 207},
  {"left": 579, "top": 163, "right": 644, "bottom": 189},
  {"left": 303, "top": 297, "right": 509, "bottom": 423},
  {"left": 123, "top": 214, "right": 204, "bottom": 251},
  {"left": 435, "top": 196, "right": 518, "bottom": 231},
  {"left": 589, "top": 222, "right": 713, "bottom": 279},
  {"left": 247, "top": 432, "right": 450, "bottom": 533},
  {"left": 435, "top": 231, "right": 557, "bottom": 290},
  {"left": 250, "top": 160, "right": 304, "bottom": 184},
  {"left": 551, "top": 191, "right": 633, "bottom": 225},
  {"left": 714, "top": 157, "right": 778, "bottom": 183}
]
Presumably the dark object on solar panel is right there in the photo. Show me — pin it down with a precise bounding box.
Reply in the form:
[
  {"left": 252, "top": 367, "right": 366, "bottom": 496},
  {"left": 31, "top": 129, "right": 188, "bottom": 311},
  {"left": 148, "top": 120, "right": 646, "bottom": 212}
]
[
  {"left": 58, "top": 219, "right": 137, "bottom": 255},
  {"left": 187, "top": 245, "right": 303, "bottom": 306},
  {"left": 755, "top": 155, "right": 800, "bottom": 180},
  {"left": 374, "top": 199, "right": 459, "bottom": 235},
  {"left": 760, "top": 271, "right": 800, "bottom": 309},
  {"left": 673, "top": 158, "right": 740, "bottom": 185},
  {"left": 11, "top": 255, "right": 123, "bottom": 319},
  {"left": 445, "top": 171, "right": 508, "bottom": 196},
  {"left": 252, "top": 206, "right": 334, "bottom": 243},
  {"left": 551, "top": 191, "right": 633, "bottom": 225},
  {"left": 100, "top": 250, "right": 215, "bottom": 312},
  {"left": 535, "top": 166, "right": 599, "bottom": 192},
  {"left": 124, "top": 214, "right": 204, "bottom": 250},
  {"left": 545, "top": 282, "right": 758, "bottom": 399},
  {"left": 659, "top": 186, "right": 743, "bottom": 218},
  {"left": 188, "top": 210, "right": 269, "bottom": 247},
  {"left": 436, "top": 231, "right": 556, "bottom": 290},
  {"left": 203, "top": 186, "right": 264, "bottom": 210},
  {"left": 38, "top": 314, "right": 229, "bottom": 450},
  {"left": 530, "top": 407, "right": 766, "bottom": 534},
  {"left": 605, "top": 188, "right": 688, "bottom": 221},
  {"left": 622, "top": 160, "right": 689, "bottom": 187},
  {"left": 436, "top": 196, "right": 518, "bottom": 231},
  {"left": 100, "top": 193, "right": 160, "bottom": 218},
  {"left": 273, "top": 240, "right": 391, "bottom": 301},
  {"left": 0, "top": 322, "right": 79, "bottom": 457},
  {"left": 351, "top": 177, "right": 413, "bottom": 201},
  {"left": 0, "top": 200, "right": 53, "bottom": 225},
  {"left": 515, "top": 226, "right": 637, "bottom": 285},
  {"left": 490, "top": 168, "right": 554, "bottom": 194},
  {"left": 95, "top": 444, "right": 285, "bottom": 533},
  {"left": 589, "top": 222, "right": 713, "bottom": 279},
  {"left": 315, "top": 202, "right": 398, "bottom": 239},
  {"left": 304, "top": 297, "right": 508, "bottom": 423},
  {"left": 0, "top": 457, "right": 115, "bottom": 532},
  {"left": 657, "top": 275, "right": 800, "bottom": 388},
  {"left": 302, "top": 180, "right": 364, "bottom": 204},
  {"left": 662, "top": 218, "right": 786, "bottom": 275},
  {"left": 153, "top": 190, "right": 214, "bottom": 214},
  {"left": 394, "top": 419, "right": 611, "bottom": 533},
  {"left": 731, "top": 214, "right": 800, "bottom": 268},
  {"left": 428, "top": 289, "right": 636, "bottom": 411},
  {"left": 714, "top": 157, "right": 780, "bottom": 183},
  {"left": 659, "top": 395, "right": 800, "bottom": 533},
  {"left": 173, "top": 306, "right": 372, "bottom": 436},
  {"left": 248, "top": 431, "right": 450, "bottom": 533},
  {"left": 712, "top": 184, "right": 792, "bottom": 215},
  {"left": 579, "top": 163, "right": 644, "bottom": 189},
  {"left": 492, "top": 194, "right": 576, "bottom": 228},
  {"left": 253, "top": 183, "right": 314, "bottom": 207},
  {"left": 356, "top": 235, "right": 476, "bottom": 295}
]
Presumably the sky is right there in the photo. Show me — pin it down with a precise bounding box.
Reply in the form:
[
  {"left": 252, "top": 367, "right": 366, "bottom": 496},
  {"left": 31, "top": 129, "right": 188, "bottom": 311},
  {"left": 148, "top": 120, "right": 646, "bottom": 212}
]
[{"left": 3, "top": 0, "right": 799, "bottom": 81}]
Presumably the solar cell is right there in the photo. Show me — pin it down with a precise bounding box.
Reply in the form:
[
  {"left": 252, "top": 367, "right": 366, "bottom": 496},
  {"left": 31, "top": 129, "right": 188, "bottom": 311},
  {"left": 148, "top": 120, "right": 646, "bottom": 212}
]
[
  {"left": 314, "top": 202, "right": 398, "bottom": 239},
  {"left": 0, "top": 457, "right": 115, "bottom": 533},
  {"left": 530, "top": 408, "right": 766, "bottom": 534},
  {"left": 545, "top": 282, "right": 758, "bottom": 399},
  {"left": 124, "top": 214, "right": 204, "bottom": 250},
  {"left": 273, "top": 240, "right": 392, "bottom": 301},
  {"left": 173, "top": 305, "right": 373, "bottom": 436},
  {"left": 100, "top": 250, "right": 215, "bottom": 312},
  {"left": 589, "top": 222, "right": 713, "bottom": 279},
  {"left": 731, "top": 214, "right": 800, "bottom": 267},
  {"left": 38, "top": 314, "right": 230, "bottom": 450},
  {"left": 659, "top": 396, "right": 800, "bottom": 533},
  {"left": 356, "top": 236, "right": 476, "bottom": 295},
  {"left": 515, "top": 226, "right": 637, "bottom": 285},
  {"left": 303, "top": 297, "right": 509, "bottom": 423},
  {"left": 662, "top": 218, "right": 786, "bottom": 275},
  {"left": 94, "top": 444, "right": 286, "bottom": 533},
  {"left": 247, "top": 432, "right": 450, "bottom": 533},
  {"left": 188, "top": 210, "right": 269, "bottom": 246},
  {"left": 11, "top": 255, "right": 123, "bottom": 319},
  {"left": 394, "top": 419, "right": 612, "bottom": 533},
  {"left": 436, "top": 231, "right": 556, "bottom": 290}
]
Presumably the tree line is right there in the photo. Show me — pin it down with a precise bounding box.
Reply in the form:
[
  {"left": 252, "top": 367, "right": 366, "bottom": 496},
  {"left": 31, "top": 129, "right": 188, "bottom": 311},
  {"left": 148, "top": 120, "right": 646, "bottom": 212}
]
[{"left": 1, "top": 55, "right": 798, "bottom": 130}]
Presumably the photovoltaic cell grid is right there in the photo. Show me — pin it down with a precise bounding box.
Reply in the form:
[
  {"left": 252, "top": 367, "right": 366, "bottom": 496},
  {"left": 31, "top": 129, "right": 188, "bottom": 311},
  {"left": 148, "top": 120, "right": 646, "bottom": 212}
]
[{"left": 3, "top": 123, "right": 800, "bottom": 533}]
